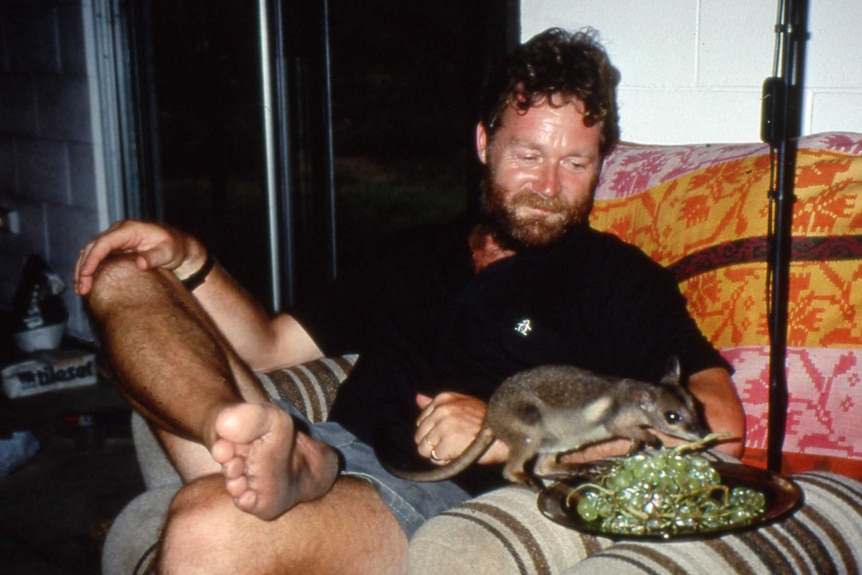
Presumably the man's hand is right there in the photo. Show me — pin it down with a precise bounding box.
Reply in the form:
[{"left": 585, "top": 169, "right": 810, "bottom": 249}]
[
  {"left": 414, "top": 392, "right": 508, "bottom": 465},
  {"left": 75, "top": 220, "right": 206, "bottom": 296}
]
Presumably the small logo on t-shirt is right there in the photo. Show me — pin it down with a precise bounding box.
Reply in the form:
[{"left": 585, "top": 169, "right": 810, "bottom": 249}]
[{"left": 514, "top": 319, "right": 533, "bottom": 336}]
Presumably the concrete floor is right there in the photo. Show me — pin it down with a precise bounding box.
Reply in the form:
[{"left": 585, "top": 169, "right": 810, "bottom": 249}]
[{"left": 0, "top": 363, "right": 144, "bottom": 575}]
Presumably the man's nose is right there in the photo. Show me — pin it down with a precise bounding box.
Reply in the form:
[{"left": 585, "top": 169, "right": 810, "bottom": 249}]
[{"left": 535, "top": 165, "right": 560, "bottom": 198}]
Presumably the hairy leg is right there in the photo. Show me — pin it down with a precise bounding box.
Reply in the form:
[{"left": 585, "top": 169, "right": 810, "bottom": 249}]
[
  {"left": 86, "top": 257, "right": 337, "bottom": 517},
  {"left": 159, "top": 474, "right": 408, "bottom": 575},
  {"left": 86, "top": 257, "right": 259, "bottom": 454}
]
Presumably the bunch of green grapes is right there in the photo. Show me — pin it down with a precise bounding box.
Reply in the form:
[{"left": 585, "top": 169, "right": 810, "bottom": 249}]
[{"left": 567, "top": 435, "right": 766, "bottom": 537}]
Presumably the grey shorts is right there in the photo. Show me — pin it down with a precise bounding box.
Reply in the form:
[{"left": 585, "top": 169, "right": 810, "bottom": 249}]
[{"left": 277, "top": 401, "right": 471, "bottom": 538}]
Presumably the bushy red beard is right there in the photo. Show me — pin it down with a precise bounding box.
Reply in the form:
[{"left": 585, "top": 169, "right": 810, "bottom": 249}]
[{"left": 479, "top": 170, "right": 593, "bottom": 250}]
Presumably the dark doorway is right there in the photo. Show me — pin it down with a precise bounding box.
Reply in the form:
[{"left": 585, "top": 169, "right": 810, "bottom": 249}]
[
  {"left": 328, "top": 0, "right": 520, "bottom": 279},
  {"left": 145, "top": 2, "right": 273, "bottom": 306},
  {"left": 126, "top": 0, "right": 519, "bottom": 310}
]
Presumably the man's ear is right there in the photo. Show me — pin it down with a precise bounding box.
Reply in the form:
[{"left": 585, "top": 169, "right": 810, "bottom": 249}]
[{"left": 476, "top": 122, "right": 489, "bottom": 165}]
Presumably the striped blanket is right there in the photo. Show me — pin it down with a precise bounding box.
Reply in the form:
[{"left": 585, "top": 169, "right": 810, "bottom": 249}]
[
  {"left": 261, "top": 357, "right": 862, "bottom": 574},
  {"left": 105, "top": 356, "right": 862, "bottom": 575}
]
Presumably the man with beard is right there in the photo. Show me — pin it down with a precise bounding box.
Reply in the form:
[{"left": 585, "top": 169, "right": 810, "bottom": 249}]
[{"left": 75, "top": 28, "right": 744, "bottom": 574}]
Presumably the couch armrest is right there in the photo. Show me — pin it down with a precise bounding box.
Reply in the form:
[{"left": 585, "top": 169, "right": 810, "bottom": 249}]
[{"left": 409, "top": 472, "right": 862, "bottom": 574}]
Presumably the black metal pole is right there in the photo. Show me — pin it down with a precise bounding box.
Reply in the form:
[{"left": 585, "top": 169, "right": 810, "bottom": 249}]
[{"left": 761, "top": 0, "right": 808, "bottom": 474}]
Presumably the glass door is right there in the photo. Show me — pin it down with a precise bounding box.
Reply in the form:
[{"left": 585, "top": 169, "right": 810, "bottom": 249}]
[
  {"left": 146, "top": 1, "right": 274, "bottom": 307},
  {"left": 328, "top": 0, "right": 520, "bottom": 277},
  {"left": 116, "top": 0, "right": 518, "bottom": 310}
]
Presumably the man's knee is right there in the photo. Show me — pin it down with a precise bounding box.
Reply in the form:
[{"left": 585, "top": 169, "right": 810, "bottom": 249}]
[
  {"left": 159, "top": 477, "right": 238, "bottom": 573},
  {"left": 85, "top": 256, "right": 165, "bottom": 318},
  {"left": 159, "top": 476, "right": 321, "bottom": 574}
]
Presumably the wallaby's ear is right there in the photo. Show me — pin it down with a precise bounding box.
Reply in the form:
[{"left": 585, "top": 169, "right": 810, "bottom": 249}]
[
  {"left": 631, "top": 386, "right": 657, "bottom": 411},
  {"left": 659, "top": 356, "right": 681, "bottom": 387}
]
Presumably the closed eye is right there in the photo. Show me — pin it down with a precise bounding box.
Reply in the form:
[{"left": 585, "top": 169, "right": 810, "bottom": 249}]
[{"left": 508, "top": 141, "right": 543, "bottom": 164}]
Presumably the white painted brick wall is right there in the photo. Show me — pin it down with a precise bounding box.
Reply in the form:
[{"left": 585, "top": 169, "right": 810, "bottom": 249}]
[
  {"left": 522, "top": 0, "right": 862, "bottom": 144},
  {"left": 0, "top": 1, "right": 101, "bottom": 340}
]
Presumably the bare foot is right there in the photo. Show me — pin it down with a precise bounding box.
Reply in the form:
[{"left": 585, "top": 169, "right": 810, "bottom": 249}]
[{"left": 210, "top": 403, "right": 339, "bottom": 520}]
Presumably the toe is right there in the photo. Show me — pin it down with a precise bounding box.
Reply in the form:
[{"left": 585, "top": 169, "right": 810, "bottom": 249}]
[
  {"left": 211, "top": 438, "right": 235, "bottom": 464},
  {"left": 234, "top": 489, "right": 259, "bottom": 512},
  {"left": 221, "top": 457, "right": 245, "bottom": 480},
  {"left": 224, "top": 474, "right": 250, "bottom": 498}
]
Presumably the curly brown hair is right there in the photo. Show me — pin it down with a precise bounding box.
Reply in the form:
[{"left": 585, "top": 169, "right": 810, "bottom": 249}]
[{"left": 480, "top": 28, "right": 621, "bottom": 156}]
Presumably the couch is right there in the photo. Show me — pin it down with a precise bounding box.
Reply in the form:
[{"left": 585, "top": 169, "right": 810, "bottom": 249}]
[{"left": 102, "top": 132, "right": 862, "bottom": 574}]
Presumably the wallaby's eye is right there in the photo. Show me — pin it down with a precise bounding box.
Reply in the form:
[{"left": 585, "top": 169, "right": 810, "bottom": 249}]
[{"left": 664, "top": 411, "right": 682, "bottom": 424}]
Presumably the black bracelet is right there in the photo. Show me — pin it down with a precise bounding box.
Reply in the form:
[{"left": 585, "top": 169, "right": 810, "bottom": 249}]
[{"left": 181, "top": 252, "right": 216, "bottom": 291}]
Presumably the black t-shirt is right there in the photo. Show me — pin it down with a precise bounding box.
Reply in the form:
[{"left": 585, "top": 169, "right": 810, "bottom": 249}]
[{"left": 290, "top": 216, "right": 729, "bottom": 493}]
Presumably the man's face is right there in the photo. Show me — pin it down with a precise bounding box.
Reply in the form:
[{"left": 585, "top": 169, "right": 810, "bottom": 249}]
[{"left": 477, "top": 98, "right": 603, "bottom": 249}]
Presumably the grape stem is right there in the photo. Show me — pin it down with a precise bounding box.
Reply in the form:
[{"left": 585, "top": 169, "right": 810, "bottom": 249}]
[{"left": 669, "top": 432, "right": 731, "bottom": 457}]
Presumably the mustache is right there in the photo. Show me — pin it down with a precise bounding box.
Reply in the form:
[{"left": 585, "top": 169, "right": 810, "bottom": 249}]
[{"left": 507, "top": 190, "right": 568, "bottom": 213}]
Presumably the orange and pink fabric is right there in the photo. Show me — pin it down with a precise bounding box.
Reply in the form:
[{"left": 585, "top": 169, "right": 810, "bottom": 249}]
[{"left": 590, "top": 133, "right": 862, "bottom": 478}]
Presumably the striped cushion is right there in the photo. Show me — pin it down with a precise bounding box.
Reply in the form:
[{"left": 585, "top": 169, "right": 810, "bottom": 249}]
[
  {"left": 409, "top": 472, "right": 862, "bottom": 575},
  {"left": 256, "top": 354, "right": 357, "bottom": 422}
]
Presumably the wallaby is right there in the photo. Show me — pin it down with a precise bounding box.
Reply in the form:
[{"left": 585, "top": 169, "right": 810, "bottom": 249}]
[{"left": 387, "top": 357, "right": 705, "bottom": 488}]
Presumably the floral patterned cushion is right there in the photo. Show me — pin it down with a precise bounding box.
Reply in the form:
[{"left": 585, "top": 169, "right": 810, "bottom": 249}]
[{"left": 590, "top": 133, "right": 862, "bottom": 477}]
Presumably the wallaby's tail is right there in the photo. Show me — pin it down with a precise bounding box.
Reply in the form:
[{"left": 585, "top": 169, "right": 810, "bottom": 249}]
[{"left": 382, "top": 427, "right": 496, "bottom": 482}]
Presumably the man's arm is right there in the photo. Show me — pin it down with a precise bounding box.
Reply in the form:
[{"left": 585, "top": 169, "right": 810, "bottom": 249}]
[
  {"left": 75, "top": 220, "right": 324, "bottom": 372},
  {"left": 188, "top": 258, "right": 324, "bottom": 371}
]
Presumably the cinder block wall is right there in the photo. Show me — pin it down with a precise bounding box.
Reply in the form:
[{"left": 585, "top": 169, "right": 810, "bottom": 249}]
[
  {"left": 0, "top": 1, "right": 100, "bottom": 339},
  {"left": 522, "top": 0, "right": 862, "bottom": 144}
]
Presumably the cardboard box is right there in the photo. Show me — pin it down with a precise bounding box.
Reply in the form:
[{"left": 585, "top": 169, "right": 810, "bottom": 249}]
[{"left": 2, "top": 349, "right": 98, "bottom": 398}]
